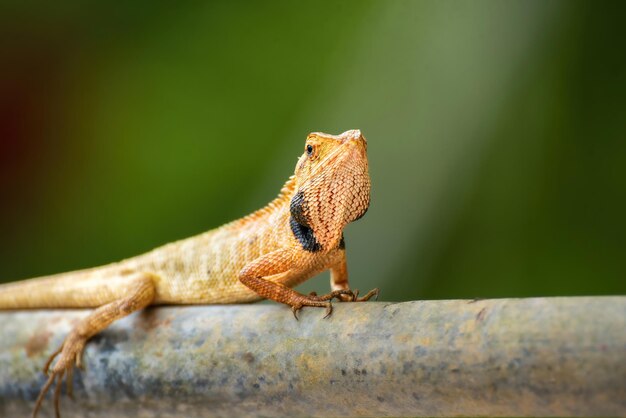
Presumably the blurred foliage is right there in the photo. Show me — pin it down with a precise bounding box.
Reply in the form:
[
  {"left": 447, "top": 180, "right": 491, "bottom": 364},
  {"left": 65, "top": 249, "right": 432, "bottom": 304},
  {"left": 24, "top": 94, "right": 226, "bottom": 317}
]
[{"left": 0, "top": 1, "right": 624, "bottom": 300}]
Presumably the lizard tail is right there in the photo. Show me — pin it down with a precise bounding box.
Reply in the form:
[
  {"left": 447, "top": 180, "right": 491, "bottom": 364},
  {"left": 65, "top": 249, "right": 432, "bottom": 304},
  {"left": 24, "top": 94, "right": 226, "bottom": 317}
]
[{"left": 0, "top": 265, "right": 119, "bottom": 309}]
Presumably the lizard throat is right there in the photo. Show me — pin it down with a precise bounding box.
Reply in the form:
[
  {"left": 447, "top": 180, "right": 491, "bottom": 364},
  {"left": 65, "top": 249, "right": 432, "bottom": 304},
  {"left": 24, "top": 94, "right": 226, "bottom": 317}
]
[{"left": 289, "top": 216, "right": 322, "bottom": 252}]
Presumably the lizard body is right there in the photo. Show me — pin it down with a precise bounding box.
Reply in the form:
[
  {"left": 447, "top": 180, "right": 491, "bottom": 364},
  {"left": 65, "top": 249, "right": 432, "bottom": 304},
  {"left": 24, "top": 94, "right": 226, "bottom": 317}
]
[{"left": 0, "top": 129, "right": 377, "bottom": 417}]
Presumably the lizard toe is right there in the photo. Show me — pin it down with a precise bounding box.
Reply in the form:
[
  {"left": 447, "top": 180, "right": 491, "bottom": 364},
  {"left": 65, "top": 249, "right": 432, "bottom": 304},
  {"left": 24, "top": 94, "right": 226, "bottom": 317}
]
[
  {"left": 323, "top": 301, "right": 333, "bottom": 319},
  {"left": 33, "top": 335, "right": 87, "bottom": 418},
  {"left": 291, "top": 304, "right": 302, "bottom": 321},
  {"left": 359, "top": 287, "right": 379, "bottom": 302}
]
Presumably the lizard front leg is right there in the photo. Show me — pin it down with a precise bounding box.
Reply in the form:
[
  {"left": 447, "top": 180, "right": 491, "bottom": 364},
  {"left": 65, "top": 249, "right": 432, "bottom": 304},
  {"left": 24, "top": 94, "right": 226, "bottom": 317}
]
[
  {"left": 330, "top": 251, "right": 379, "bottom": 302},
  {"left": 239, "top": 249, "right": 352, "bottom": 319},
  {"left": 33, "top": 272, "right": 156, "bottom": 418}
]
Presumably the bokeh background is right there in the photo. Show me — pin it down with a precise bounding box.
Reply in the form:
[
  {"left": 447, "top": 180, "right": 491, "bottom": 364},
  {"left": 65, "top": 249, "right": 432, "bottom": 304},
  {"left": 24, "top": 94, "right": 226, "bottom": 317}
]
[{"left": 1, "top": 1, "right": 624, "bottom": 300}]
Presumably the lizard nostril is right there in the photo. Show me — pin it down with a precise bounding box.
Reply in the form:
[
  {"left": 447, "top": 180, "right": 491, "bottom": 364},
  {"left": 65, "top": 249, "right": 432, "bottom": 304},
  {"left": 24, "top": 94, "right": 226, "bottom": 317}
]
[{"left": 340, "top": 129, "right": 362, "bottom": 142}]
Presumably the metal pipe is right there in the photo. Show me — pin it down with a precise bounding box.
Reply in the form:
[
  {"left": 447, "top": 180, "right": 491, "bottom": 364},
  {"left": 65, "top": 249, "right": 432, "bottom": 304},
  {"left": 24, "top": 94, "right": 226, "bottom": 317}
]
[{"left": 1, "top": 297, "right": 625, "bottom": 417}]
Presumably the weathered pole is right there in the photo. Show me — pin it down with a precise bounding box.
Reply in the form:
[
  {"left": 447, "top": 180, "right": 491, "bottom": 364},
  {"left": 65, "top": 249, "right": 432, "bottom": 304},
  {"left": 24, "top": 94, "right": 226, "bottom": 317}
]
[{"left": 1, "top": 297, "right": 624, "bottom": 417}]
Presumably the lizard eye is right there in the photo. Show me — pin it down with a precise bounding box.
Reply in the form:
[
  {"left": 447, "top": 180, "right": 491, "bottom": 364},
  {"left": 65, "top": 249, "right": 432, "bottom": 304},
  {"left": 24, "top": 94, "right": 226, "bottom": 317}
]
[{"left": 306, "top": 144, "right": 314, "bottom": 156}]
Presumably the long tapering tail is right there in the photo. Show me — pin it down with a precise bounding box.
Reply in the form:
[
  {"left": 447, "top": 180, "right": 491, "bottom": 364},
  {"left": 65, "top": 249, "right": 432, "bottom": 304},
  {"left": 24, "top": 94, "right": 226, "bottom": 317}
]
[{"left": 0, "top": 265, "right": 118, "bottom": 309}]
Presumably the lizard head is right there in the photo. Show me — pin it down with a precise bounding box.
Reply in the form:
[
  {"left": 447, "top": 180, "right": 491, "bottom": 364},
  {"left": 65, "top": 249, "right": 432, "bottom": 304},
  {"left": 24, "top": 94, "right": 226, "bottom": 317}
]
[{"left": 290, "top": 129, "right": 370, "bottom": 251}]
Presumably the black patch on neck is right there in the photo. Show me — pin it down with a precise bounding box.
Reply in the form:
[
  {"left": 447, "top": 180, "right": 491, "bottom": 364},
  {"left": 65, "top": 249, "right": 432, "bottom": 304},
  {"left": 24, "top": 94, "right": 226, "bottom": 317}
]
[
  {"left": 289, "top": 191, "right": 309, "bottom": 227},
  {"left": 339, "top": 234, "right": 346, "bottom": 250},
  {"left": 290, "top": 215, "right": 321, "bottom": 252}
]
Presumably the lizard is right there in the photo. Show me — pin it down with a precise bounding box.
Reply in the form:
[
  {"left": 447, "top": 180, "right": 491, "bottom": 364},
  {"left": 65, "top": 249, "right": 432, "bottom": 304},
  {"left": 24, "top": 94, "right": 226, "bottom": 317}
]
[{"left": 0, "top": 129, "right": 378, "bottom": 418}]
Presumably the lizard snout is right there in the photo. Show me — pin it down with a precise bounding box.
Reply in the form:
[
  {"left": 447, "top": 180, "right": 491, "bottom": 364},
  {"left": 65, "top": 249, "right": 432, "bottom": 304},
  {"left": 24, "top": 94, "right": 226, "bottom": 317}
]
[{"left": 339, "top": 129, "right": 364, "bottom": 143}]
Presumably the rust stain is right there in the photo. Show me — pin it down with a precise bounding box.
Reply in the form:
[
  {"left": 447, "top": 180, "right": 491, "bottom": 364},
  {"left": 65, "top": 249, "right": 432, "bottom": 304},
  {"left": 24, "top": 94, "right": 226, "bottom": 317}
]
[
  {"left": 417, "top": 337, "right": 432, "bottom": 346},
  {"left": 25, "top": 330, "right": 52, "bottom": 358},
  {"left": 139, "top": 309, "right": 172, "bottom": 331},
  {"left": 242, "top": 352, "right": 255, "bottom": 364},
  {"left": 476, "top": 307, "right": 487, "bottom": 322},
  {"left": 50, "top": 316, "right": 64, "bottom": 324}
]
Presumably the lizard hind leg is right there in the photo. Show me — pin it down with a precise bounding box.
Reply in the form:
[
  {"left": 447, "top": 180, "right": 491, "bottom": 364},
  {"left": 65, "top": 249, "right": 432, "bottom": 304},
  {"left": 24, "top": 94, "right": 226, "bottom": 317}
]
[{"left": 32, "top": 273, "right": 156, "bottom": 418}]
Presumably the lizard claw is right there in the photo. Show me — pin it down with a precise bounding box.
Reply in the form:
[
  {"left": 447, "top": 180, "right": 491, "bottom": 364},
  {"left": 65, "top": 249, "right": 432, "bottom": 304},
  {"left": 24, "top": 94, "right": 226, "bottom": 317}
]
[
  {"left": 289, "top": 287, "right": 377, "bottom": 320},
  {"left": 333, "top": 287, "right": 379, "bottom": 302},
  {"left": 292, "top": 304, "right": 302, "bottom": 321},
  {"left": 66, "top": 366, "right": 75, "bottom": 400},
  {"left": 323, "top": 301, "right": 333, "bottom": 319},
  {"left": 42, "top": 346, "right": 63, "bottom": 375},
  {"left": 308, "top": 289, "right": 354, "bottom": 302},
  {"left": 361, "top": 287, "right": 379, "bottom": 302},
  {"left": 351, "top": 287, "right": 379, "bottom": 302},
  {"left": 290, "top": 297, "right": 336, "bottom": 320}
]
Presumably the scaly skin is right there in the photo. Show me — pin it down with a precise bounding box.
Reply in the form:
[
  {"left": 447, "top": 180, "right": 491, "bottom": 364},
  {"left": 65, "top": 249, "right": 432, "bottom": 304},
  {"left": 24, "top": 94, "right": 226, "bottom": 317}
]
[{"left": 0, "top": 129, "right": 378, "bottom": 418}]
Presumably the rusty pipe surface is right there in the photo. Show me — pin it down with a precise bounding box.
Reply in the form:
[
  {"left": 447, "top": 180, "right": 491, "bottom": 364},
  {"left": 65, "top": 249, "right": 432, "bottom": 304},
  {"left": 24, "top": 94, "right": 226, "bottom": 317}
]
[{"left": 0, "top": 297, "right": 625, "bottom": 417}]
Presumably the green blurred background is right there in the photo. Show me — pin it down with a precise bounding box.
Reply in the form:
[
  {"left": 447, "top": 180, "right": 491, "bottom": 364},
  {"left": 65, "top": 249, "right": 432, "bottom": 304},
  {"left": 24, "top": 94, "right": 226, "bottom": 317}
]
[{"left": 1, "top": 1, "right": 624, "bottom": 300}]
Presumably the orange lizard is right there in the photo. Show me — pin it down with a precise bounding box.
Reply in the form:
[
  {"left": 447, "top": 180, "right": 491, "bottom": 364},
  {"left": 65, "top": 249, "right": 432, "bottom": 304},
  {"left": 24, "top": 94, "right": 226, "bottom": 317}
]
[{"left": 0, "top": 129, "right": 378, "bottom": 417}]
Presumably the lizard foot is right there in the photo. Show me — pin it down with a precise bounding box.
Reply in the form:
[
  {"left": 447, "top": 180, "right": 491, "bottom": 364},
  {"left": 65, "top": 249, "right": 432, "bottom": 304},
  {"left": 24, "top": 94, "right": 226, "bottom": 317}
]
[
  {"left": 330, "top": 287, "right": 379, "bottom": 302},
  {"left": 292, "top": 290, "right": 354, "bottom": 320},
  {"left": 350, "top": 287, "right": 380, "bottom": 302},
  {"left": 33, "top": 331, "right": 87, "bottom": 418}
]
